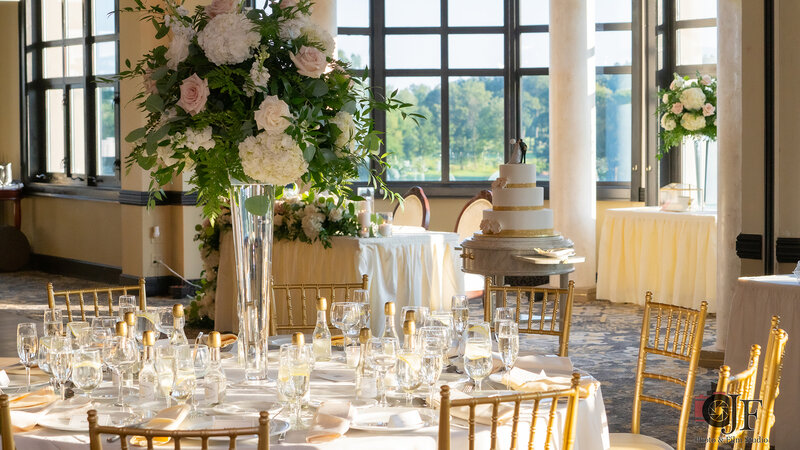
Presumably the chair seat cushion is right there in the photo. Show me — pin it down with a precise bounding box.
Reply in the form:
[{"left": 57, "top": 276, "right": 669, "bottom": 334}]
[{"left": 608, "top": 433, "right": 675, "bottom": 450}]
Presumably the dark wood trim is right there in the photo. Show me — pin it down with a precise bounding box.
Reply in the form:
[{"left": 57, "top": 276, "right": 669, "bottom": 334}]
[
  {"left": 736, "top": 233, "right": 763, "bottom": 260},
  {"left": 118, "top": 190, "right": 198, "bottom": 207},
  {"left": 764, "top": 0, "right": 775, "bottom": 274},
  {"left": 119, "top": 273, "right": 198, "bottom": 298},
  {"left": 32, "top": 253, "right": 121, "bottom": 285},
  {"left": 776, "top": 238, "right": 800, "bottom": 264}
]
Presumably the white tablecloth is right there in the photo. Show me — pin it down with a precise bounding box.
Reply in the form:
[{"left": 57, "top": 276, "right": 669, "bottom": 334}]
[
  {"left": 596, "top": 207, "right": 717, "bottom": 312},
  {"left": 725, "top": 275, "right": 800, "bottom": 449},
  {"left": 10, "top": 355, "right": 610, "bottom": 450},
  {"left": 216, "top": 227, "right": 465, "bottom": 332}
]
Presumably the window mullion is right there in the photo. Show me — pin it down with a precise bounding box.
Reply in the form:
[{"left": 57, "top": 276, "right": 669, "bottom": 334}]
[
  {"left": 371, "top": 0, "right": 387, "bottom": 188},
  {"left": 440, "top": 0, "right": 449, "bottom": 183}
]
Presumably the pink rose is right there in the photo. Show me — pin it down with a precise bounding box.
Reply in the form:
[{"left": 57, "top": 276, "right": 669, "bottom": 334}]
[
  {"left": 701, "top": 74, "right": 713, "bottom": 86},
  {"left": 671, "top": 102, "right": 684, "bottom": 114},
  {"left": 289, "top": 46, "right": 328, "bottom": 78},
  {"left": 278, "top": 0, "right": 298, "bottom": 8},
  {"left": 702, "top": 103, "right": 715, "bottom": 117},
  {"left": 205, "top": 0, "right": 238, "bottom": 18},
  {"left": 177, "top": 73, "right": 210, "bottom": 116}
]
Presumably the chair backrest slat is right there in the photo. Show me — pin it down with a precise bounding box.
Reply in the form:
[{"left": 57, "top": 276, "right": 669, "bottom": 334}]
[
  {"left": 271, "top": 275, "right": 369, "bottom": 334},
  {"left": 751, "top": 320, "right": 788, "bottom": 450},
  {"left": 47, "top": 279, "right": 146, "bottom": 323}
]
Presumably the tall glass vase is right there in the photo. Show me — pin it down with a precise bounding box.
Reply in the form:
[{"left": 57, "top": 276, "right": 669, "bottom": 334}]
[
  {"left": 693, "top": 139, "right": 709, "bottom": 211},
  {"left": 229, "top": 182, "right": 274, "bottom": 382}
]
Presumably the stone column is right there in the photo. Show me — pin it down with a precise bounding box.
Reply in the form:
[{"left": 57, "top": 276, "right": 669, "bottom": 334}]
[
  {"left": 715, "top": 0, "right": 744, "bottom": 351},
  {"left": 310, "top": 0, "right": 337, "bottom": 38},
  {"left": 549, "top": 0, "right": 597, "bottom": 288}
]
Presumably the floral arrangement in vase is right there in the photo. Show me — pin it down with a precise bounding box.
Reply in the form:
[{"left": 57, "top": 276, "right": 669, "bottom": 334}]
[
  {"left": 274, "top": 192, "right": 359, "bottom": 247},
  {"left": 656, "top": 73, "right": 717, "bottom": 159},
  {"left": 119, "top": 0, "right": 418, "bottom": 218}
]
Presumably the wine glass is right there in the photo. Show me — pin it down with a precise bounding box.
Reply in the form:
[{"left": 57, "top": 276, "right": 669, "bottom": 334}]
[
  {"left": 37, "top": 336, "right": 54, "bottom": 377},
  {"left": 43, "top": 309, "right": 63, "bottom": 337},
  {"left": 108, "top": 335, "right": 138, "bottom": 407},
  {"left": 463, "top": 322, "right": 492, "bottom": 392},
  {"left": 497, "top": 321, "right": 520, "bottom": 388},
  {"left": 49, "top": 337, "right": 73, "bottom": 401},
  {"left": 16, "top": 323, "right": 38, "bottom": 392},
  {"left": 352, "top": 289, "right": 371, "bottom": 329},
  {"left": 396, "top": 349, "right": 422, "bottom": 406},
  {"left": 452, "top": 305, "right": 470, "bottom": 347},
  {"left": 66, "top": 321, "right": 90, "bottom": 345},
  {"left": 91, "top": 316, "right": 118, "bottom": 332},
  {"left": 365, "top": 337, "right": 398, "bottom": 407},
  {"left": 72, "top": 349, "right": 103, "bottom": 403},
  {"left": 134, "top": 311, "right": 158, "bottom": 346},
  {"left": 331, "top": 302, "right": 360, "bottom": 354},
  {"left": 419, "top": 326, "right": 449, "bottom": 366},
  {"left": 451, "top": 295, "right": 468, "bottom": 309},
  {"left": 401, "top": 306, "right": 429, "bottom": 333},
  {"left": 156, "top": 307, "right": 174, "bottom": 338},
  {"left": 420, "top": 337, "right": 444, "bottom": 417},
  {"left": 171, "top": 345, "right": 197, "bottom": 406},
  {"left": 277, "top": 344, "right": 311, "bottom": 429},
  {"left": 493, "top": 307, "right": 516, "bottom": 341},
  {"left": 155, "top": 346, "right": 176, "bottom": 406},
  {"left": 190, "top": 345, "right": 210, "bottom": 415}
]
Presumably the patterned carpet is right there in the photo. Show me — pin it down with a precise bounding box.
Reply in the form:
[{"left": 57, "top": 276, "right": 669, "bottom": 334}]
[{"left": 0, "top": 271, "right": 718, "bottom": 447}]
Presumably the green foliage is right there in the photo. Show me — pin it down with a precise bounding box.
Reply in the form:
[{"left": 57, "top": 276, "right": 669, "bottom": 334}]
[
  {"left": 273, "top": 193, "right": 360, "bottom": 248},
  {"left": 656, "top": 72, "right": 717, "bottom": 159}
]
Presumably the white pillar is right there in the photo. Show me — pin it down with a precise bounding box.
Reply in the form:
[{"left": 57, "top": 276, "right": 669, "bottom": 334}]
[
  {"left": 309, "top": 0, "right": 337, "bottom": 39},
  {"left": 715, "top": 0, "right": 743, "bottom": 350},
  {"left": 549, "top": 0, "right": 597, "bottom": 288}
]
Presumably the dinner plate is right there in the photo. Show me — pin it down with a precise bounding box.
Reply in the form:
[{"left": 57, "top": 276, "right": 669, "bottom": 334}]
[
  {"left": 37, "top": 409, "right": 136, "bottom": 432},
  {"left": 212, "top": 401, "right": 281, "bottom": 416},
  {"left": 350, "top": 407, "right": 428, "bottom": 432},
  {"left": 183, "top": 416, "right": 290, "bottom": 440},
  {"left": 313, "top": 369, "right": 355, "bottom": 383},
  {"left": 1, "top": 373, "right": 51, "bottom": 394}
]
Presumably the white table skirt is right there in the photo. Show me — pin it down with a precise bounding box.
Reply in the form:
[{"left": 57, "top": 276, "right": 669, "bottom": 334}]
[
  {"left": 724, "top": 275, "right": 800, "bottom": 450},
  {"left": 596, "top": 207, "right": 717, "bottom": 312},
  {"left": 11, "top": 356, "right": 610, "bottom": 450},
  {"left": 215, "top": 227, "right": 465, "bottom": 332}
]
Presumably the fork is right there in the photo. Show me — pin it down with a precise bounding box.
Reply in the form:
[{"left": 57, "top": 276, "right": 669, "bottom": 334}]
[{"left": 461, "top": 382, "right": 475, "bottom": 394}]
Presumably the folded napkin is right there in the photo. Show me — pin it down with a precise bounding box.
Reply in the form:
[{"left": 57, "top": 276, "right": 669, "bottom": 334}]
[
  {"left": 514, "top": 355, "right": 573, "bottom": 374},
  {"left": 306, "top": 401, "right": 356, "bottom": 444},
  {"left": 389, "top": 410, "right": 423, "bottom": 428},
  {"left": 9, "top": 387, "right": 58, "bottom": 410},
  {"left": 130, "top": 405, "right": 190, "bottom": 447},
  {"left": 440, "top": 389, "right": 516, "bottom": 426},
  {"left": 500, "top": 368, "right": 598, "bottom": 398}
]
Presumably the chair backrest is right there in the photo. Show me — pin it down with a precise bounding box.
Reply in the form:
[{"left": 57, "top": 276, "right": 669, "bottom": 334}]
[
  {"left": 47, "top": 278, "right": 147, "bottom": 322},
  {"left": 88, "top": 410, "right": 269, "bottom": 450},
  {"left": 454, "top": 190, "right": 493, "bottom": 241},
  {"left": 270, "top": 274, "right": 369, "bottom": 334},
  {"left": 438, "top": 373, "right": 581, "bottom": 450},
  {"left": 751, "top": 316, "right": 788, "bottom": 450},
  {"left": 392, "top": 186, "right": 430, "bottom": 229},
  {"left": 631, "top": 292, "right": 707, "bottom": 450},
  {"left": 1, "top": 394, "right": 14, "bottom": 450},
  {"left": 484, "top": 277, "right": 575, "bottom": 357},
  {"left": 705, "top": 344, "right": 761, "bottom": 450}
]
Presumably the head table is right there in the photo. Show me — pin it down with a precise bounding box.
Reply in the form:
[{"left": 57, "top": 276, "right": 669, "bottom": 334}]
[{"left": 4, "top": 346, "right": 610, "bottom": 449}]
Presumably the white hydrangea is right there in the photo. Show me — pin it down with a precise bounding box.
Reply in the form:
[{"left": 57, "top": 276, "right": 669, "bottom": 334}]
[
  {"left": 301, "top": 206, "right": 326, "bottom": 240},
  {"left": 156, "top": 145, "right": 179, "bottom": 167},
  {"left": 300, "top": 23, "right": 336, "bottom": 57},
  {"left": 238, "top": 132, "right": 308, "bottom": 185},
  {"left": 679, "top": 87, "right": 706, "bottom": 111},
  {"left": 202, "top": 249, "right": 220, "bottom": 282},
  {"left": 660, "top": 114, "right": 676, "bottom": 131},
  {"left": 183, "top": 127, "right": 215, "bottom": 150},
  {"left": 278, "top": 17, "right": 308, "bottom": 41},
  {"left": 328, "top": 207, "right": 343, "bottom": 222},
  {"left": 329, "top": 111, "right": 355, "bottom": 152},
  {"left": 245, "top": 61, "right": 271, "bottom": 97},
  {"left": 662, "top": 93, "right": 669, "bottom": 104},
  {"left": 198, "top": 13, "right": 260, "bottom": 66},
  {"left": 680, "top": 113, "right": 707, "bottom": 131}
]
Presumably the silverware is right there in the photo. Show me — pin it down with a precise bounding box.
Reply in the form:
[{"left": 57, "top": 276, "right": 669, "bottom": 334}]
[{"left": 461, "top": 382, "right": 475, "bottom": 394}]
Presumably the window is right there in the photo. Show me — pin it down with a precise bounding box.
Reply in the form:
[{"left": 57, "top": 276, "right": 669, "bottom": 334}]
[
  {"left": 22, "top": 0, "right": 120, "bottom": 188},
  {"left": 338, "top": 0, "right": 635, "bottom": 196}
]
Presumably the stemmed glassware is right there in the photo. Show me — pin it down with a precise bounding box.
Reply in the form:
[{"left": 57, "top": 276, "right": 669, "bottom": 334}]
[
  {"left": 37, "top": 336, "right": 54, "bottom": 379},
  {"left": 190, "top": 345, "right": 210, "bottom": 415},
  {"left": 420, "top": 337, "right": 444, "bottom": 417},
  {"left": 171, "top": 345, "right": 197, "bottom": 406},
  {"left": 277, "top": 344, "right": 311, "bottom": 429},
  {"left": 16, "top": 323, "right": 38, "bottom": 392},
  {"left": 43, "top": 309, "right": 63, "bottom": 337},
  {"left": 49, "top": 336, "right": 72, "bottom": 400},
  {"left": 493, "top": 307, "right": 516, "bottom": 341},
  {"left": 366, "top": 337, "right": 399, "bottom": 407},
  {"left": 497, "top": 321, "right": 520, "bottom": 389},
  {"left": 71, "top": 349, "right": 103, "bottom": 404},
  {"left": 451, "top": 296, "right": 470, "bottom": 347},
  {"left": 155, "top": 346, "right": 176, "bottom": 406},
  {"left": 156, "top": 307, "right": 174, "bottom": 338},
  {"left": 330, "top": 302, "right": 360, "bottom": 356},
  {"left": 352, "top": 289, "right": 371, "bottom": 329},
  {"left": 91, "top": 316, "right": 118, "bottom": 331},
  {"left": 462, "top": 321, "right": 492, "bottom": 392},
  {"left": 396, "top": 348, "right": 422, "bottom": 407},
  {"left": 401, "top": 306, "right": 429, "bottom": 333},
  {"left": 118, "top": 295, "right": 137, "bottom": 320},
  {"left": 107, "top": 335, "right": 138, "bottom": 407}
]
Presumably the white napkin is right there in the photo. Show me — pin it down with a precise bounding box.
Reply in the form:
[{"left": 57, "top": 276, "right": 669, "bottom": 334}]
[
  {"left": 130, "top": 404, "right": 190, "bottom": 447},
  {"left": 437, "top": 390, "right": 516, "bottom": 426},
  {"left": 500, "top": 368, "right": 598, "bottom": 398},
  {"left": 0, "top": 370, "right": 9, "bottom": 387},
  {"left": 388, "top": 410, "right": 423, "bottom": 428},
  {"left": 515, "top": 355, "right": 573, "bottom": 374},
  {"left": 306, "top": 401, "right": 356, "bottom": 443},
  {"left": 10, "top": 410, "right": 43, "bottom": 432}
]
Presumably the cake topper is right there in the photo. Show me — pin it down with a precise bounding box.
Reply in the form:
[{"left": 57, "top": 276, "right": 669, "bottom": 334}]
[{"left": 508, "top": 138, "right": 528, "bottom": 164}]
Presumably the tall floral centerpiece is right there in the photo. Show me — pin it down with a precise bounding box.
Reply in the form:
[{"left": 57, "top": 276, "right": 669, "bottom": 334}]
[
  {"left": 121, "top": 0, "right": 415, "bottom": 381},
  {"left": 657, "top": 73, "right": 717, "bottom": 208}
]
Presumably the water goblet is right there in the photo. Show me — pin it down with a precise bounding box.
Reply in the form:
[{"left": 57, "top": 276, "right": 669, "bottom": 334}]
[
  {"left": 16, "top": 323, "right": 38, "bottom": 392},
  {"left": 108, "top": 335, "right": 138, "bottom": 407},
  {"left": 497, "top": 321, "right": 520, "bottom": 388},
  {"left": 171, "top": 345, "right": 197, "bottom": 406},
  {"left": 365, "top": 337, "right": 398, "bottom": 407},
  {"left": 419, "top": 325, "right": 448, "bottom": 366},
  {"left": 43, "top": 309, "right": 63, "bottom": 337},
  {"left": 37, "top": 336, "right": 54, "bottom": 377},
  {"left": 156, "top": 307, "right": 174, "bottom": 338},
  {"left": 155, "top": 346, "right": 176, "bottom": 406},
  {"left": 352, "top": 289, "right": 371, "bottom": 329},
  {"left": 72, "top": 349, "right": 103, "bottom": 404},
  {"left": 463, "top": 322, "right": 492, "bottom": 392},
  {"left": 420, "top": 337, "right": 444, "bottom": 417},
  {"left": 396, "top": 349, "right": 422, "bottom": 406},
  {"left": 277, "top": 344, "right": 311, "bottom": 429},
  {"left": 190, "top": 344, "right": 210, "bottom": 415},
  {"left": 118, "top": 295, "right": 137, "bottom": 318},
  {"left": 493, "top": 307, "right": 516, "bottom": 341},
  {"left": 451, "top": 295, "right": 468, "bottom": 309},
  {"left": 331, "top": 302, "right": 360, "bottom": 356},
  {"left": 49, "top": 336, "right": 73, "bottom": 400}
]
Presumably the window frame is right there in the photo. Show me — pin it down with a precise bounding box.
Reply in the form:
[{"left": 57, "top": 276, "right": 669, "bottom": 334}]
[
  {"left": 20, "top": 0, "right": 122, "bottom": 195},
  {"left": 341, "top": 0, "right": 638, "bottom": 199}
]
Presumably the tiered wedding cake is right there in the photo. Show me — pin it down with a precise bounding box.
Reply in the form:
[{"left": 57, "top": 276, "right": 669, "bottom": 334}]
[{"left": 479, "top": 164, "right": 555, "bottom": 237}]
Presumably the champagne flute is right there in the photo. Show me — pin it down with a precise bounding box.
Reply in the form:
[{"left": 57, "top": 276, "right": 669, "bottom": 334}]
[
  {"left": 420, "top": 337, "right": 444, "bottom": 418},
  {"left": 72, "top": 349, "right": 103, "bottom": 403},
  {"left": 16, "top": 323, "right": 38, "bottom": 392},
  {"left": 277, "top": 344, "right": 311, "bottom": 429},
  {"left": 331, "top": 302, "right": 360, "bottom": 356},
  {"left": 352, "top": 289, "right": 371, "bottom": 329},
  {"left": 37, "top": 336, "right": 54, "bottom": 377},
  {"left": 366, "top": 337, "right": 398, "bottom": 407},
  {"left": 49, "top": 337, "right": 73, "bottom": 401},
  {"left": 396, "top": 349, "right": 422, "bottom": 406},
  {"left": 493, "top": 307, "right": 516, "bottom": 342},
  {"left": 497, "top": 321, "right": 520, "bottom": 389},
  {"left": 419, "top": 325, "right": 449, "bottom": 367},
  {"left": 108, "top": 335, "right": 138, "bottom": 407},
  {"left": 155, "top": 346, "right": 176, "bottom": 406},
  {"left": 171, "top": 345, "right": 197, "bottom": 406},
  {"left": 463, "top": 322, "right": 492, "bottom": 392},
  {"left": 43, "top": 309, "right": 63, "bottom": 337},
  {"left": 156, "top": 307, "right": 174, "bottom": 338}
]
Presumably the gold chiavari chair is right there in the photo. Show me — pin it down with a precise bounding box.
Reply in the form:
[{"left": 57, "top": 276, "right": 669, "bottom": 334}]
[
  {"left": 1, "top": 394, "right": 15, "bottom": 450},
  {"left": 484, "top": 277, "right": 575, "bottom": 357},
  {"left": 88, "top": 410, "right": 270, "bottom": 450},
  {"left": 609, "top": 293, "right": 708, "bottom": 450},
  {"left": 750, "top": 316, "right": 788, "bottom": 450},
  {"left": 705, "top": 344, "right": 761, "bottom": 450},
  {"left": 438, "top": 373, "right": 582, "bottom": 450},
  {"left": 270, "top": 274, "right": 369, "bottom": 334},
  {"left": 46, "top": 278, "right": 147, "bottom": 322}
]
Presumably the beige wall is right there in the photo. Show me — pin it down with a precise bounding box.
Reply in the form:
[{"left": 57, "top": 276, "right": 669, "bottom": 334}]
[{"left": 0, "top": 2, "right": 20, "bottom": 225}]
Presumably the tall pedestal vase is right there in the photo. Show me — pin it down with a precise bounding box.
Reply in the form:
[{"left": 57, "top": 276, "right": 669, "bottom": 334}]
[{"left": 229, "top": 182, "right": 274, "bottom": 382}]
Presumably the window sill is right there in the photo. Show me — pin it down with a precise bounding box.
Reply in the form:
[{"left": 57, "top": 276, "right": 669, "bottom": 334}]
[
  {"left": 367, "top": 181, "right": 632, "bottom": 201},
  {"left": 23, "top": 182, "right": 121, "bottom": 203}
]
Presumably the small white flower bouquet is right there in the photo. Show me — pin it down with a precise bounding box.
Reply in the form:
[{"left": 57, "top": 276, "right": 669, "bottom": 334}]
[
  {"left": 656, "top": 73, "right": 717, "bottom": 159},
  {"left": 274, "top": 192, "right": 360, "bottom": 247}
]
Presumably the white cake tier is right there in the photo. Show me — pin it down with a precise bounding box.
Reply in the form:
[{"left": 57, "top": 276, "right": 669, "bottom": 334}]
[
  {"left": 482, "top": 208, "right": 554, "bottom": 236},
  {"left": 492, "top": 187, "right": 544, "bottom": 209},
  {"left": 498, "top": 164, "right": 537, "bottom": 186}
]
